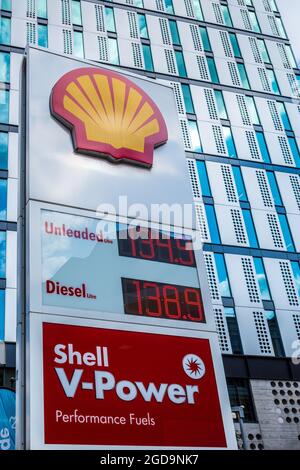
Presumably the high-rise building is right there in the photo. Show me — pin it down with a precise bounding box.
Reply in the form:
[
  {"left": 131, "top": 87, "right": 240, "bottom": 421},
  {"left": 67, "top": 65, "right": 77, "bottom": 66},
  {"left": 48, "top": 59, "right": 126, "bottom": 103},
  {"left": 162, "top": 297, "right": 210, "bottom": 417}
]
[{"left": 1, "top": 0, "right": 300, "bottom": 450}]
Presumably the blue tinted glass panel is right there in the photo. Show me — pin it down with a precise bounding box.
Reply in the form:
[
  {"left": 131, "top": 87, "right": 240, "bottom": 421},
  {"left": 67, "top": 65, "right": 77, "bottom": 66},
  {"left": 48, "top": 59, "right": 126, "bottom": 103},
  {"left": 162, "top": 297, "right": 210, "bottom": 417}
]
[
  {"left": 277, "top": 102, "right": 291, "bottom": 131},
  {"left": 200, "top": 27, "right": 211, "bottom": 52},
  {"left": 169, "top": 20, "right": 180, "bottom": 45},
  {"left": 249, "top": 11, "right": 261, "bottom": 32},
  {"left": 267, "top": 69, "right": 280, "bottom": 94},
  {"left": 73, "top": 31, "right": 84, "bottom": 58},
  {"left": 224, "top": 307, "right": 243, "bottom": 355},
  {"left": 138, "top": 14, "right": 148, "bottom": 39},
  {"left": 267, "top": 172, "right": 283, "bottom": 206},
  {"left": 285, "top": 45, "right": 297, "bottom": 68},
  {"left": 288, "top": 137, "right": 300, "bottom": 167},
  {"left": 0, "top": 17, "right": 11, "bottom": 45},
  {"left": 105, "top": 7, "right": 116, "bottom": 32},
  {"left": 175, "top": 51, "right": 187, "bottom": 77},
  {"left": 0, "top": 90, "right": 9, "bottom": 124},
  {"left": 196, "top": 161, "right": 211, "bottom": 197},
  {"left": 232, "top": 166, "right": 248, "bottom": 202},
  {"left": 221, "top": 5, "right": 233, "bottom": 27},
  {"left": 257, "top": 39, "right": 270, "bottom": 63},
  {"left": 72, "top": 0, "right": 82, "bottom": 25},
  {"left": 214, "top": 90, "right": 228, "bottom": 119},
  {"left": 245, "top": 96, "right": 260, "bottom": 125},
  {"left": 291, "top": 262, "right": 300, "bottom": 298},
  {"left": 0, "top": 52, "right": 10, "bottom": 83},
  {"left": 0, "top": 132, "right": 8, "bottom": 170},
  {"left": 269, "top": 0, "right": 278, "bottom": 11},
  {"left": 254, "top": 258, "right": 271, "bottom": 301},
  {"left": 37, "top": 0, "right": 47, "bottom": 18},
  {"left": 214, "top": 254, "right": 231, "bottom": 297},
  {"left": 1, "top": 0, "right": 11, "bottom": 11},
  {"left": 188, "top": 121, "right": 202, "bottom": 153},
  {"left": 193, "top": 0, "right": 203, "bottom": 20},
  {"left": 256, "top": 131, "right": 271, "bottom": 163},
  {"left": 142, "top": 44, "right": 154, "bottom": 72},
  {"left": 0, "top": 231, "right": 6, "bottom": 278},
  {"left": 276, "top": 17, "right": 286, "bottom": 38},
  {"left": 237, "top": 63, "right": 250, "bottom": 89},
  {"left": 278, "top": 214, "right": 295, "bottom": 252},
  {"left": 207, "top": 57, "right": 219, "bottom": 84},
  {"left": 229, "top": 33, "right": 241, "bottom": 58},
  {"left": 205, "top": 205, "right": 221, "bottom": 244},
  {"left": 181, "top": 84, "right": 194, "bottom": 114},
  {"left": 0, "top": 289, "right": 5, "bottom": 341},
  {"left": 165, "top": 0, "right": 174, "bottom": 14},
  {"left": 0, "top": 179, "right": 6, "bottom": 221},
  {"left": 223, "top": 127, "right": 237, "bottom": 158},
  {"left": 38, "top": 24, "right": 48, "bottom": 47},
  {"left": 242, "top": 209, "right": 259, "bottom": 248},
  {"left": 108, "top": 38, "right": 119, "bottom": 65}
]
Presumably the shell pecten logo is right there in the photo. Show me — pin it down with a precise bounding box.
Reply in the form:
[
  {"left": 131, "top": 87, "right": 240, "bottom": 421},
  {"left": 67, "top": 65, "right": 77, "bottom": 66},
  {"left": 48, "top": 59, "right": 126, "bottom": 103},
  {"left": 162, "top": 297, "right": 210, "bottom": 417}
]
[{"left": 51, "top": 67, "right": 168, "bottom": 167}]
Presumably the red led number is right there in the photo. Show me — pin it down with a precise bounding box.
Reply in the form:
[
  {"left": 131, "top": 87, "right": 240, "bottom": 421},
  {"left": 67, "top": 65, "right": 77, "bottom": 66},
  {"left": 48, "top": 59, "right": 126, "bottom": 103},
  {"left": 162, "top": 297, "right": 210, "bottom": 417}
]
[{"left": 122, "top": 278, "right": 205, "bottom": 323}]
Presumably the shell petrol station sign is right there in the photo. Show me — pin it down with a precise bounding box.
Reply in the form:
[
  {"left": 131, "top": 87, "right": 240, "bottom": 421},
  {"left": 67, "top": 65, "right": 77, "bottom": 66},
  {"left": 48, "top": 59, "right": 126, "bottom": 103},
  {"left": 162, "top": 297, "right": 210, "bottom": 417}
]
[{"left": 17, "top": 47, "right": 236, "bottom": 450}]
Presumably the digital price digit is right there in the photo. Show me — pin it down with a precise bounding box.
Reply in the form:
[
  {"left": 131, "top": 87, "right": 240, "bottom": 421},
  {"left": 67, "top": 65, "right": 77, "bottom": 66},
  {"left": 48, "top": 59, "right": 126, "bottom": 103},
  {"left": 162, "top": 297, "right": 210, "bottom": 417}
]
[
  {"left": 122, "top": 278, "right": 205, "bottom": 323},
  {"left": 118, "top": 226, "right": 196, "bottom": 267}
]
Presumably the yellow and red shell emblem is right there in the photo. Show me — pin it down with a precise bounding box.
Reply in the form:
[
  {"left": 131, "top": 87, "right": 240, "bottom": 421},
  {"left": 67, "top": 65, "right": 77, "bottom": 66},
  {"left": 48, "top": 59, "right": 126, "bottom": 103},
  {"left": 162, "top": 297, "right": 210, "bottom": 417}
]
[{"left": 51, "top": 67, "right": 168, "bottom": 167}]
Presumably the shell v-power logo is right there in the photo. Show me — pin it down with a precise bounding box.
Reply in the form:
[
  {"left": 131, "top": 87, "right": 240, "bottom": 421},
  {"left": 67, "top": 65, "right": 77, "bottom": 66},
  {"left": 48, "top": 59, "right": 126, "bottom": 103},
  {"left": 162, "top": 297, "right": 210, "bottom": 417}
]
[{"left": 50, "top": 67, "right": 168, "bottom": 167}]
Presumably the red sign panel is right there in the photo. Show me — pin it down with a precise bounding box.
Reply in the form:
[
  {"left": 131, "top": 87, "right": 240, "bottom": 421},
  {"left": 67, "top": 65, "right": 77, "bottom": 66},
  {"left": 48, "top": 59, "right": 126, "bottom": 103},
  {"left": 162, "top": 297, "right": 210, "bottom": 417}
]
[{"left": 43, "top": 323, "right": 227, "bottom": 448}]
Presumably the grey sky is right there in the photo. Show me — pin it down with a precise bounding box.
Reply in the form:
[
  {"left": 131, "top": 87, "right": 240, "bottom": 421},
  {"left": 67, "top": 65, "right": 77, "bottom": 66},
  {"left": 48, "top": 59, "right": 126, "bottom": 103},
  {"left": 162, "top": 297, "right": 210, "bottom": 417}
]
[{"left": 276, "top": 0, "right": 300, "bottom": 65}]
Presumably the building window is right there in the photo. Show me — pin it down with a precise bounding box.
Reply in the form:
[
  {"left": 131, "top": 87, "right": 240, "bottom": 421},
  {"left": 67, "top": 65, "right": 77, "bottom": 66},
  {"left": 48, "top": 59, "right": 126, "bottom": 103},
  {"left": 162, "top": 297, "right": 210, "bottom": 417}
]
[
  {"left": 214, "top": 253, "right": 231, "bottom": 297},
  {"left": 237, "top": 63, "right": 250, "bottom": 89},
  {"left": 242, "top": 209, "right": 259, "bottom": 248},
  {"left": 254, "top": 257, "right": 272, "bottom": 301},
  {"left": 0, "top": 17, "right": 11, "bottom": 45},
  {"left": 227, "top": 379, "right": 257, "bottom": 422},
  {"left": 0, "top": 90, "right": 9, "bottom": 124},
  {"left": 223, "top": 126, "right": 237, "bottom": 158},
  {"left": 138, "top": 14, "right": 148, "bottom": 39},
  {"left": 267, "top": 171, "right": 283, "bottom": 206},
  {"left": 37, "top": 0, "right": 47, "bottom": 19},
  {"left": 245, "top": 96, "right": 260, "bottom": 125},
  {"left": 0, "top": 52, "right": 10, "bottom": 83},
  {"left": 181, "top": 84, "right": 194, "bottom": 114},
  {"left": 169, "top": 20, "right": 180, "bottom": 45},
  {"left": 277, "top": 101, "right": 292, "bottom": 131},
  {"left": 38, "top": 24, "right": 48, "bottom": 48},
  {"left": 193, "top": 0, "right": 203, "bottom": 20},
  {"left": 249, "top": 11, "right": 261, "bottom": 33},
  {"left": 288, "top": 136, "right": 300, "bottom": 167},
  {"left": 207, "top": 57, "right": 219, "bottom": 84},
  {"left": 0, "top": 132, "right": 8, "bottom": 170},
  {"left": 229, "top": 33, "right": 241, "bottom": 58},
  {"left": 175, "top": 51, "right": 187, "bottom": 77},
  {"left": 291, "top": 262, "right": 300, "bottom": 298},
  {"left": 267, "top": 69, "right": 280, "bottom": 95},
  {"left": 0, "top": 179, "right": 6, "bottom": 221},
  {"left": 72, "top": 0, "right": 82, "bottom": 26},
  {"left": 164, "top": 0, "right": 174, "bottom": 14},
  {"left": 256, "top": 131, "right": 271, "bottom": 163},
  {"left": 285, "top": 45, "right": 297, "bottom": 69},
  {"left": 275, "top": 17, "right": 287, "bottom": 38},
  {"left": 278, "top": 214, "right": 295, "bottom": 252},
  {"left": 232, "top": 166, "right": 248, "bottom": 202},
  {"left": 224, "top": 307, "right": 243, "bottom": 355},
  {"left": 257, "top": 39, "right": 270, "bottom": 64},
  {"left": 105, "top": 7, "right": 116, "bottom": 33},
  {"left": 265, "top": 310, "right": 285, "bottom": 357},
  {"left": 214, "top": 90, "right": 228, "bottom": 119},
  {"left": 108, "top": 38, "right": 119, "bottom": 65},
  {"left": 205, "top": 205, "right": 221, "bottom": 244},
  {"left": 200, "top": 27, "right": 211, "bottom": 52},
  {"left": 73, "top": 31, "right": 84, "bottom": 58},
  {"left": 188, "top": 120, "right": 202, "bottom": 153},
  {"left": 0, "top": 0, "right": 11, "bottom": 12},
  {"left": 0, "top": 289, "right": 5, "bottom": 341},
  {"left": 221, "top": 5, "right": 233, "bottom": 27},
  {"left": 196, "top": 161, "right": 211, "bottom": 197},
  {"left": 0, "top": 231, "right": 6, "bottom": 278},
  {"left": 142, "top": 44, "right": 153, "bottom": 72}
]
